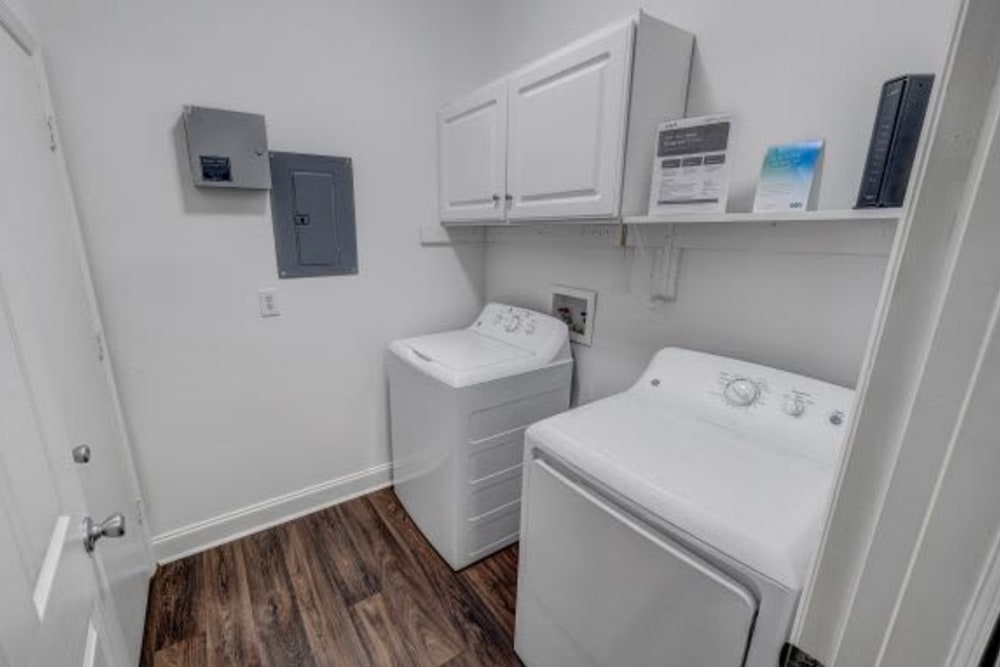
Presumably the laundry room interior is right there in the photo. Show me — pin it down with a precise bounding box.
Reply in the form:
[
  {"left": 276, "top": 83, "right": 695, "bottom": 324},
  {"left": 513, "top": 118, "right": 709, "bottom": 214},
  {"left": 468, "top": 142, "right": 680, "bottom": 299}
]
[{"left": 4, "top": 0, "right": 1000, "bottom": 665}]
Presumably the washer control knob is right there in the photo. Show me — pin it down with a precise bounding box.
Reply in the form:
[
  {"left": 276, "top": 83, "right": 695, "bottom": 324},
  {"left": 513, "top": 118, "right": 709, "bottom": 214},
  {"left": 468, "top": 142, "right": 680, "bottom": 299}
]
[
  {"left": 723, "top": 377, "right": 759, "bottom": 407},
  {"left": 783, "top": 397, "right": 806, "bottom": 418},
  {"left": 504, "top": 315, "right": 521, "bottom": 333},
  {"left": 524, "top": 321, "right": 536, "bottom": 334}
]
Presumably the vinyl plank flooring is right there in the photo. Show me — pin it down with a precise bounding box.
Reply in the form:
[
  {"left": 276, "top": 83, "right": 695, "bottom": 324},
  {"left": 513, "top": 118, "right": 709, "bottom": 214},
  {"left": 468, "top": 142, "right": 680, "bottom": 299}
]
[
  {"left": 202, "top": 542, "right": 265, "bottom": 667},
  {"left": 302, "top": 507, "right": 379, "bottom": 606},
  {"left": 339, "top": 497, "right": 465, "bottom": 664},
  {"left": 280, "top": 521, "right": 368, "bottom": 667},
  {"left": 152, "top": 634, "right": 207, "bottom": 667},
  {"left": 240, "top": 529, "right": 318, "bottom": 667},
  {"left": 367, "top": 490, "right": 522, "bottom": 666},
  {"left": 459, "top": 545, "right": 519, "bottom": 643},
  {"left": 141, "top": 555, "right": 204, "bottom": 664},
  {"left": 351, "top": 593, "right": 420, "bottom": 666},
  {"left": 141, "top": 489, "right": 523, "bottom": 667}
]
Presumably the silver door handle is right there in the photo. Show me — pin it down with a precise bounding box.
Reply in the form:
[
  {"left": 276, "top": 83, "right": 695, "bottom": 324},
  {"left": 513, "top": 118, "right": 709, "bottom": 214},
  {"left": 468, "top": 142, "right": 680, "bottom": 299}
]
[
  {"left": 72, "top": 444, "right": 91, "bottom": 464},
  {"left": 83, "top": 513, "right": 125, "bottom": 554}
]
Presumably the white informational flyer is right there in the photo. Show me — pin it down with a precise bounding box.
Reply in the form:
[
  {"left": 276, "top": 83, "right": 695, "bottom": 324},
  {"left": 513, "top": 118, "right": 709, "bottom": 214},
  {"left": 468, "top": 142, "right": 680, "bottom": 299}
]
[{"left": 647, "top": 114, "right": 732, "bottom": 215}]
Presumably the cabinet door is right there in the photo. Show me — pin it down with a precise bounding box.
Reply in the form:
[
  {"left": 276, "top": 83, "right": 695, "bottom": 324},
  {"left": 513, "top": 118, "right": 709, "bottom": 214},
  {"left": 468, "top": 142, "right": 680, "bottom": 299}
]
[
  {"left": 507, "top": 21, "right": 633, "bottom": 221},
  {"left": 438, "top": 80, "right": 507, "bottom": 222}
]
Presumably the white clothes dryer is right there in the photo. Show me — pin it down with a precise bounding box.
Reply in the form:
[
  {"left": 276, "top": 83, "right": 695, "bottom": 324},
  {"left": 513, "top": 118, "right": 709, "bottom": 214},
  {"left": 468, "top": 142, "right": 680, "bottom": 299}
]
[{"left": 515, "top": 347, "right": 854, "bottom": 667}]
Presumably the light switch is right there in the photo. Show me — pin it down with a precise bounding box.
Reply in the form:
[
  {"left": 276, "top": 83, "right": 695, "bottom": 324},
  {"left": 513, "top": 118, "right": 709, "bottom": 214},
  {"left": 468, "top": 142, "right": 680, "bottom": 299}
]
[{"left": 258, "top": 288, "right": 280, "bottom": 318}]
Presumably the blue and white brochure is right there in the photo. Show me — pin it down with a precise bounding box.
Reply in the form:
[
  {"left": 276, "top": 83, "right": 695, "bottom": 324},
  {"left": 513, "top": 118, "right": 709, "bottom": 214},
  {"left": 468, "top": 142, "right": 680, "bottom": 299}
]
[{"left": 752, "top": 140, "right": 825, "bottom": 212}]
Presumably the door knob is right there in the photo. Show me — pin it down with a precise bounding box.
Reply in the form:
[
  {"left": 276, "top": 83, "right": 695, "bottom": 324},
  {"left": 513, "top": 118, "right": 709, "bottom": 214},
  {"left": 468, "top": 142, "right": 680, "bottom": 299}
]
[
  {"left": 72, "top": 444, "right": 91, "bottom": 464},
  {"left": 83, "top": 513, "right": 126, "bottom": 554}
]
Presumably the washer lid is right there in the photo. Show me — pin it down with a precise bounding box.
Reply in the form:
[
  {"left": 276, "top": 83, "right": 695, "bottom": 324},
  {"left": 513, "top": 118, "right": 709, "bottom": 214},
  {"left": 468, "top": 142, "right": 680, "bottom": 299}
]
[
  {"left": 527, "top": 391, "right": 839, "bottom": 590},
  {"left": 391, "top": 330, "right": 554, "bottom": 388},
  {"left": 407, "top": 330, "right": 531, "bottom": 369},
  {"left": 389, "top": 303, "right": 571, "bottom": 388}
]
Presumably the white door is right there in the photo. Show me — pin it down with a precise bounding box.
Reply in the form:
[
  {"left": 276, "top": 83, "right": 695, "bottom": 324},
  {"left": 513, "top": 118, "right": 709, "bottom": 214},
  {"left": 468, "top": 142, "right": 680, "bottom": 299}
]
[
  {"left": 0, "top": 277, "right": 114, "bottom": 667},
  {"left": 438, "top": 79, "right": 508, "bottom": 223},
  {"left": 515, "top": 458, "right": 757, "bottom": 667},
  {"left": 506, "top": 21, "right": 633, "bottom": 221},
  {"left": 0, "top": 10, "right": 152, "bottom": 666}
]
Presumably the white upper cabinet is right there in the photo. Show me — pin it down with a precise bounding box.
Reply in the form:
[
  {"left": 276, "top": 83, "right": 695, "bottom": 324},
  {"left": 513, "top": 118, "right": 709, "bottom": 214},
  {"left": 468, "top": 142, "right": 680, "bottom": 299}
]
[
  {"left": 438, "top": 13, "right": 693, "bottom": 224},
  {"left": 438, "top": 80, "right": 508, "bottom": 223},
  {"left": 506, "top": 22, "right": 633, "bottom": 221}
]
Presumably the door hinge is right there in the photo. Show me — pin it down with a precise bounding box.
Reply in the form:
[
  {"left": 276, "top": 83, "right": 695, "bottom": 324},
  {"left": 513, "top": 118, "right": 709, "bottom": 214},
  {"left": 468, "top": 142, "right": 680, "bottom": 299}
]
[
  {"left": 45, "top": 114, "right": 58, "bottom": 152},
  {"left": 95, "top": 331, "right": 106, "bottom": 361},
  {"left": 780, "top": 643, "right": 824, "bottom": 667}
]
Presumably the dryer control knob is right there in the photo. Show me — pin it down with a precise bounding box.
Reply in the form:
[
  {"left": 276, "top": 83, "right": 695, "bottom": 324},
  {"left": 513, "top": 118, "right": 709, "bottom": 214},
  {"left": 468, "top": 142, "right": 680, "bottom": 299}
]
[
  {"left": 783, "top": 397, "right": 806, "bottom": 417},
  {"left": 723, "top": 377, "right": 759, "bottom": 407}
]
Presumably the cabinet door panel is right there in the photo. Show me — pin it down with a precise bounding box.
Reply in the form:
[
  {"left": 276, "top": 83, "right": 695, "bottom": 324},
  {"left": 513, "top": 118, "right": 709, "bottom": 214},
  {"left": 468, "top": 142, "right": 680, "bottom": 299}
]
[
  {"left": 438, "top": 80, "right": 507, "bottom": 222},
  {"left": 507, "top": 22, "right": 633, "bottom": 220}
]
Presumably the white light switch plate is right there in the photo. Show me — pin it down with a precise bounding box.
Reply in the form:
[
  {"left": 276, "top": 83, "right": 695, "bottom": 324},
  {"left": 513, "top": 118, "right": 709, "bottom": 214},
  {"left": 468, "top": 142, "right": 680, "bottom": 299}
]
[{"left": 258, "top": 288, "right": 280, "bottom": 318}]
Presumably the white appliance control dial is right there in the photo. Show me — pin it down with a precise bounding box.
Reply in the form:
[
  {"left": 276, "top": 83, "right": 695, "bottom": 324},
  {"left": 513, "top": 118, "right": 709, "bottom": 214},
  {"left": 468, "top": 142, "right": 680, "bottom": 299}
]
[
  {"left": 524, "top": 320, "right": 536, "bottom": 334},
  {"left": 783, "top": 397, "right": 806, "bottom": 417},
  {"left": 723, "top": 377, "right": 760, "bottom": 407},
  {"left": 504, "top": 314, "right": 522, "bottom": 333}
]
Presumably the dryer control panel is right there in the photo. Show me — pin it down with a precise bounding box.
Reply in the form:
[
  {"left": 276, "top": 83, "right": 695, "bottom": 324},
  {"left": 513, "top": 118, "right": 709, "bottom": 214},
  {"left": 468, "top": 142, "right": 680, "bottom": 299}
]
[
  {"left": 471, "top": 303, "right": 569, "bottom": 360},
  {"left": 633, "top": 347, "right": 856, "bottom": 468}
]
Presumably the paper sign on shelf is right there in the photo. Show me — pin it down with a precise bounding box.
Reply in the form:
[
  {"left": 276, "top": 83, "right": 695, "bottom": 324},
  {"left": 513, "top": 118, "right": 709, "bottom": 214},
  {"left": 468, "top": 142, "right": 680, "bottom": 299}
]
[{"left": 647, "top": 114, "right": 733, "bottom": 215}]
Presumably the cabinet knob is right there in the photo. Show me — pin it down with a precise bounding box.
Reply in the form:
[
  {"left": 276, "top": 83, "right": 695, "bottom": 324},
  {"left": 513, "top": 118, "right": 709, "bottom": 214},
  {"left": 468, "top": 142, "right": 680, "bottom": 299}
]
[
  {"left": 505, "top": 193, "right": 513, "bottom": 208},
  {"left": 492, "top": 193, "right": 501, "bottom": 207}
]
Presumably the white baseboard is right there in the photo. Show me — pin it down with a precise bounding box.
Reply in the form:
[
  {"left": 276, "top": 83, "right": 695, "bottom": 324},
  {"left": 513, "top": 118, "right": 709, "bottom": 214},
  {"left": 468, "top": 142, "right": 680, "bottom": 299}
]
[{"left": 151, "top": 462, "right": 393, "bottom": 564}]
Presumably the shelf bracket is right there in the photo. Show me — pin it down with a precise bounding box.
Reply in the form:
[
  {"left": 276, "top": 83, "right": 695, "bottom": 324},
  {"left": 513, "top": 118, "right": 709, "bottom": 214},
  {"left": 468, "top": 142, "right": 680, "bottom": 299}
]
[
  {"left": 626, "top": 223, "right": 680, "bottom": 302},
  {"left": 650, "top": 230, "right": 681, "bottom": 302}
]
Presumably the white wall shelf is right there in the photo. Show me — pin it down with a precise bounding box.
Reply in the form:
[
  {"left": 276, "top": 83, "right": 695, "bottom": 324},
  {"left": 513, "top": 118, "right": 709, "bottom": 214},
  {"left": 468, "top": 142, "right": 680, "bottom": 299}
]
[
  {"left": 624, "top": 208, "right": 902, "bottom": 225},
  {"left": 438, "top": 208, "right": 903, "bottom": 230}
]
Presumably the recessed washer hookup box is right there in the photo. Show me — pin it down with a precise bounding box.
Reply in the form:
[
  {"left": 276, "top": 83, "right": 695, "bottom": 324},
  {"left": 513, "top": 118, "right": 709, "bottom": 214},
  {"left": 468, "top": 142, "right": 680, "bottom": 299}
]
[{"left": 182, "top": 106, "right": 271, "bottom": 190}]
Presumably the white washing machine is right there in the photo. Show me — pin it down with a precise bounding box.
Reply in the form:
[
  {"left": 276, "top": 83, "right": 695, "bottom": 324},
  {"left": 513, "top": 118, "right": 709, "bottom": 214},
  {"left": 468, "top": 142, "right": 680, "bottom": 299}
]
[
  {"left": 387, "top": 303, "right": 572, "bottom": 570},
  {"left": 515, "top": 347, "right": 854, "bottom": 667}
]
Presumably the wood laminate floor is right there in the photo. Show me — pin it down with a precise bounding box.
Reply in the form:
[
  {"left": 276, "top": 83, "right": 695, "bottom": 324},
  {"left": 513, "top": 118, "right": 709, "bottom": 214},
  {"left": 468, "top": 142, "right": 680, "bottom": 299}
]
[{"left": 140, "top": 488, "right": 523, "bottom": 666}]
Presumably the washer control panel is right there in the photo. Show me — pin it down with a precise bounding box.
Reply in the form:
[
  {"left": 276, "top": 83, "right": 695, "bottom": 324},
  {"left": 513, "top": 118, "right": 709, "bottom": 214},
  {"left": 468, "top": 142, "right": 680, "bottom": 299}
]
[{"left": 472, "top": 303, "right": 568, "bottom": 355}]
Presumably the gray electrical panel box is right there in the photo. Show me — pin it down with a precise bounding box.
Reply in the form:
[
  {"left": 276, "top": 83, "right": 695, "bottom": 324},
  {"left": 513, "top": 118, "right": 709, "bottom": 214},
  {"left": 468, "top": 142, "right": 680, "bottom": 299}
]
[
  {"left": 183, "top": 106, "right": 271, "bottom": 189},
  {"left": 269, "top": 152, "right": 358, "bottom": 278}
]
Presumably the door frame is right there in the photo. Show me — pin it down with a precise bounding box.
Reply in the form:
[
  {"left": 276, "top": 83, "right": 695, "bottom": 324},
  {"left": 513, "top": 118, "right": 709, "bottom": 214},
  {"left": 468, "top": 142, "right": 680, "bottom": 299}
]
[{"left": 791, "top": 0, "right": 1000, "bottom": 662}]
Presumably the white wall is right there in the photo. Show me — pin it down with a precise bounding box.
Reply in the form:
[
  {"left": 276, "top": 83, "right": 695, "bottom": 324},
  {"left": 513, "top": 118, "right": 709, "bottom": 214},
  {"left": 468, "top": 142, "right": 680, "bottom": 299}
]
[
  {"left": 28, "top": 0, "right": 495, "bottom": 551},
  {"left": 482, "top": 0, "right": 956, "bottom": 397},
  {"left": 29, "top": 0, "right": 957, "bottom": 557}
]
